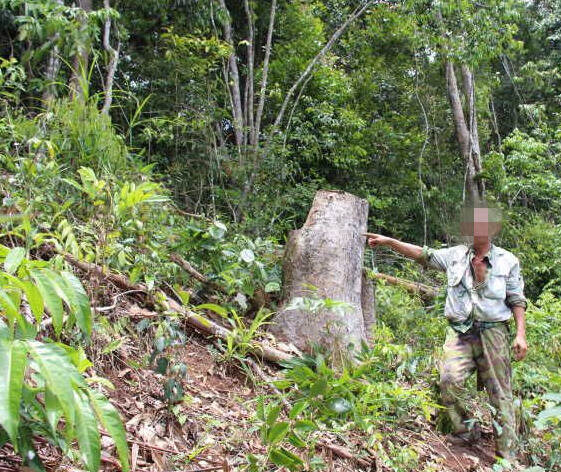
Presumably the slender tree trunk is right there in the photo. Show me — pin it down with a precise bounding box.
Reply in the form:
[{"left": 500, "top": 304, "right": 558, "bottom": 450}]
[
  {"left": 218, "top": 0, "right": 244, "bottom": 148},
  {"left": 69, "top": 0, "right": 92, "bottom": 101},
  {"left": 444, "top": 60, "right": 479, "bottom": 203},
  {"left": 243, "top": 0, "right": 255, "bottom": 146},
  {"left": 42, "top": 0, "right": 64, "bottom": 105},
  {"left": 101, "top": 0, "right": 120, "bottom": 115},
  {"left": 270, "top": 190, "right": 369, "bottom": 364},
  {"left": 461, "top": 65, "right": 485, "bottom": 198},
  {"left": 253, "top": 0, "right": 277, "bottom": 147}
]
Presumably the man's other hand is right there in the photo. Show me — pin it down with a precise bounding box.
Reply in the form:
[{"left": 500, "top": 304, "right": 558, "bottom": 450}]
[
  {"left": 367, "top": 234, "right": 391, "bottom": 248},
  {"left": 513, "top": 335, "right": 528, "bottom": 361}
]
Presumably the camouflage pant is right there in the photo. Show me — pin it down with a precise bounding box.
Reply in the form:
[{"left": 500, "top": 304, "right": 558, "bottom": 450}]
[{"left": 439, "top": 323, "right": 516, "bottom": 459}]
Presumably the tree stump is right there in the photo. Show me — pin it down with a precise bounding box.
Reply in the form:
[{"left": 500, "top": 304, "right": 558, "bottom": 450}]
[
  {"left": 361, "top": 270, "right": 376, "bottom": 346},
  {"left": 270, "top": 190, "right": 370, "bottom": 360}
]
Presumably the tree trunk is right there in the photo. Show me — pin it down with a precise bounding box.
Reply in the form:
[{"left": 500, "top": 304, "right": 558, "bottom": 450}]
[
  {"left": 42, "top": 0, "right": 64, "bottom": 105},
  {"left": 101, "top": 0, "right": 120, "bottom": 115},
  {"left": 69, "top": 0, "right": 92, "bottom": 101},
  {"left": 270, "top": 190, "right": 369, "bottom": 362},
  {"left": 444, "top": 60, "right": 485, "bottom": 203},
  {"left": 218, "top": 0, "right": 244, "bottom": 148},
  {"left": 461, "top": 65, "right": 485, "bottom": 198},
  {"left": 444, "top": 60, "right": 477, "bottom": 203}
]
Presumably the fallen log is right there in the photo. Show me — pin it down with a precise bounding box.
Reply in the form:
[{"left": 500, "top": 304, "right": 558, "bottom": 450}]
[
  {"left": 170, "top": 253, "right": 227, "bottom": 295},
  {"left": 61, "top": 253, "right": 293, "bottom": 364},
  {"left": 370, "top": 272, "right": 438, "bottom": 298}
]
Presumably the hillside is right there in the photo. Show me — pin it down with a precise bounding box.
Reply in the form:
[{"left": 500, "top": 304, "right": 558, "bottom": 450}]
[{"left": 2, "top": 1, "right": 561, "bottom": 471}]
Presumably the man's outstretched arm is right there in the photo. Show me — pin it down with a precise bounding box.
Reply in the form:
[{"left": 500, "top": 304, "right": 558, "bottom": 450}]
[{"left": 366, "top": 234, "right": 424, "bottom": 261}]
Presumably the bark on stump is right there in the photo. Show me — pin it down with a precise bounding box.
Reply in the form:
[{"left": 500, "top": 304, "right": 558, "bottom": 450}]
[{"left": 270, "top": 190, "right": 370, "bottom": 360}]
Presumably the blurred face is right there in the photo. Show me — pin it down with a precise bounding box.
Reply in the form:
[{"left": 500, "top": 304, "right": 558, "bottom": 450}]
[{"left": 460, "top": 206, "right": 502, "bottom": 241}]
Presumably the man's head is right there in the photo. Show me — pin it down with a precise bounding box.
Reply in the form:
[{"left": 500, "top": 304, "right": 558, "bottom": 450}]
[{"left": 459, "top": 199, "right": 502, "bottom": 244}]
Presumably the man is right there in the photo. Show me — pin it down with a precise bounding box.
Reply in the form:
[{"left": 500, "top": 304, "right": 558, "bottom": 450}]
[{"left": 367, "top": 202, "right": 527, "bottom": 463}]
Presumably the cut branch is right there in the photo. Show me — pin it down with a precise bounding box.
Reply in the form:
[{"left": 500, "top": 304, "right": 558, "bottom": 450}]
[
  {"left": 370, "top": 272, "right": 438, "bottom": 298},
  {"left": 170, "top": 253, "right": 227, "bottom": 295}
]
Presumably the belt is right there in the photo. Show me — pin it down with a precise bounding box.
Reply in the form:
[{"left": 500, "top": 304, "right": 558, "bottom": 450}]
[{"left": 449, "top": 317, "right": 509, "bottom": 335}]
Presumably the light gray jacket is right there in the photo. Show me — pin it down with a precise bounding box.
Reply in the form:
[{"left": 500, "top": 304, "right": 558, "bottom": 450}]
[{"left": 421, "top": 244, "right": 526, "bottom": 326}]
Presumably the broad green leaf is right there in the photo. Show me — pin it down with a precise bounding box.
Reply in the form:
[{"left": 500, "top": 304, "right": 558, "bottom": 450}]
[
  {"left": 25, "top": 341, "right": 79, "bottom": 430},
  {"left": 289, "top": 400, "right": 308, "bottom": 419},
  {"left": 60, "top": 271, "right": 92, "bottom": 336},
  {"left": 22, "top": 281, "right": 43, "bottom": 323},
  {"left": 266, "top": 421, "right": 290, "bottom": 445},
  {"left": 44, "top": 388, "right": 62, "bottom": 436},
  {"left": 195, "top": 303, "right": 228, "bottom": 317},
  {"left": 73, "top": 390, "right": 101, "bottom": 472},
  {"left": 265, "top": 404, "right": 282, "bottom": 426},
  {"left": 293, "top": 419, "right": 317, "bottom": 432},
  {"left": 0, "top": 339, "right": 27, "bottom": 445},
  {"left": 310, "top": 377, "right": 328, "bottom": 397},
  {"left": 88, "top": 390, "right": 130, "bottom": 472},
  {"left": 288, "top": 432, "right": 307, "bottom": 448},
  {"left": 208, "top": 221, "right": 226, "bottom": 239},
  {"left": 2, "top": 273, "right": 45, "bottom": 323},
  {"left": 41, "top": 269, "right": 72, "bottom": 307},
  {"left": 30, "top": 270, "right": 64, "bottom": 336},
  {"left": 269, "top": 447, "right": 304, "bottom": 471},
  {"left": 0, "top": 287, "right": 23, "bottom": 328},
  {"left": 4, "top": 248, "right": 25, "bottom": 275}
]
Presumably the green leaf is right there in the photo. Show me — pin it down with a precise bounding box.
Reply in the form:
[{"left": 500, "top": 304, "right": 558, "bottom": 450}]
[
  {"left": 88, "top": 390, "right": 130, "bottom": 472},
  {"left": 4, "top": 248, "right": 25, "bottom": 275},
  {"left": 288, "top": 432, "right": 307, "bottom": 448},
  {"left": 195, "top": 303, "right": 228, "bottom": 317},
  {"left": 44, "top": 388, "right": 62, "bottom": 436},
  {"left": 60, "top": 271, "right": 92, "bottom": 336},
  {"left": 0, "top": 339, "right": 27, "bottom": 445},
  {"left": 0, "top": 274, "right": 41, "bottom": 320},
  {"left": 289, "top": 400, "right": 308, "bottom": 419},
  {"left": 264, "top": 282, "right": 280, "bottom": 293},
  {"left": 0, "top": 287, "right": 24, "bottom": 329},
  {"left": 208, "top": 222, "right": 226, "bottom": 239},
  {"left": 73, "top": 390, "right": 101, "bottom": 472},
  {"left": 30, "top": 270, "right": 64, "bottom": 336},
  {"left": 293, "top": 419, "right": 317, "bottom": 433},
  {"left": 269, "top": 447, "right": 304, "bottom": 471},
  {"left": 310, "top": 377, "right": 328, "bottom": 397},
  {"left": 266, "top": 404, "right": 282, "bottom": 426},
  {"left": 21, "top": 281, "right": 43, "bottom": 323},
  {"left": 25, "top": 341, "right": 81, "bottom": 430},
  {"left": 266, "top": 421, "right": 290, "bottom": 445}
]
